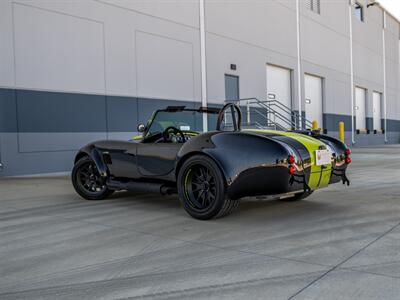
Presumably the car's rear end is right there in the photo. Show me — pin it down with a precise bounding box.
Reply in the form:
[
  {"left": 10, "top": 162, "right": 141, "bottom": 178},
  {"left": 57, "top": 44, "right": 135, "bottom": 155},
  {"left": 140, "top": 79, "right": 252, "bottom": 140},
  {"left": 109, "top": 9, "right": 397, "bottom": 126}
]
[
  {"left": 183, "top": 129, "right": 351, "bottom": 201},
  {"left": 243, "top": 129, "right": 351, "bottom": 194}
]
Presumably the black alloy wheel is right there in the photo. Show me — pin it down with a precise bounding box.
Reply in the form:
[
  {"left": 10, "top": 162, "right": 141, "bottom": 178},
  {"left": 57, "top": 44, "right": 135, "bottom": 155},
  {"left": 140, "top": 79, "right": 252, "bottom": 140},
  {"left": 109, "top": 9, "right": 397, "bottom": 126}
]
[
  {"left": 178, "top": 155, "right": 239, "bottom": 220},
  {"left": 184, "top": 164, "right": 217, "bottom": 211},
  {"left": 72, "top": 156, "right": 113, "bottom": 200}
]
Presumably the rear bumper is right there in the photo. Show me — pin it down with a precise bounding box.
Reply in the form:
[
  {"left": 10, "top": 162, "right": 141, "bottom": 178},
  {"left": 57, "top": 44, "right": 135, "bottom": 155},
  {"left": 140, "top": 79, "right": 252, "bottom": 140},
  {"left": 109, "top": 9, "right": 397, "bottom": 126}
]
[
  {"left": 226, "top": 164, "right": 349, "bottom": 200},
  {"left": 330, "top": 166, "right": 350, "bottom": 185},
  {"left": 227, "top": 166, "right": 305, "bottom": 200}
]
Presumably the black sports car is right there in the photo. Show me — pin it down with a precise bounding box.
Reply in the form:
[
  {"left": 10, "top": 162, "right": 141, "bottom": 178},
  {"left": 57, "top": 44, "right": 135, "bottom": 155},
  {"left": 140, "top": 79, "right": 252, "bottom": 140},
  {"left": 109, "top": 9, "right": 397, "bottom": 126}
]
[{"left": 72, "top": 103, "right": 351, "bottom": 220}]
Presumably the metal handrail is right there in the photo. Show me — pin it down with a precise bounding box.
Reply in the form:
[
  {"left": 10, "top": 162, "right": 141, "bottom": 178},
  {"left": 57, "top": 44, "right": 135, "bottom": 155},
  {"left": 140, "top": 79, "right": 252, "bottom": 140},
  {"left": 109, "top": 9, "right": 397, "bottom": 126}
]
[
  {"left": 237, "top": 107, "right": 273, "bottom": 129},
  {"left": 241, "top": 98, "right": 313, "bottom": 128},
  {"left": 239, "top": 98, "right": 297, "bottom": 129},
  {"left": 227, "top": 97, "right": 314, "bottom": 131},
  {"left": 230, "top": 98, "right": 293, "bottom": 129},
  {"left": 264, "top": 99, "right": 313, "bottom": 128},
  {"left": 270, "top": 99, "right": 309, "bottom": 128},
  {"left": 253, "top": 100, "right": 297, "bottom": 129},
  {"left": 248, "top": 108, "right": 278, "bottom": 130}
]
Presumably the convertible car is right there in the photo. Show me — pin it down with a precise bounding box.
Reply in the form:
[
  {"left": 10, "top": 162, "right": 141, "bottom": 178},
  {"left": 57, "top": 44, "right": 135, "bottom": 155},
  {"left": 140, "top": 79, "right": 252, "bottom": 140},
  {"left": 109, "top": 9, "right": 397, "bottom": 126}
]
[{"left": 72, "top": 103, "right": 351, "bottom": 220}]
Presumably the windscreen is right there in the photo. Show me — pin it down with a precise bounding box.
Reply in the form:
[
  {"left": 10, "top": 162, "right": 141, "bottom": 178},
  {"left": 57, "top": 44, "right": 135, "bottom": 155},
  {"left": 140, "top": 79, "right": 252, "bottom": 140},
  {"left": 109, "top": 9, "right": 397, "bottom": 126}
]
[{"left": 145, "top": 110, "right": 218, "bottom": 138}]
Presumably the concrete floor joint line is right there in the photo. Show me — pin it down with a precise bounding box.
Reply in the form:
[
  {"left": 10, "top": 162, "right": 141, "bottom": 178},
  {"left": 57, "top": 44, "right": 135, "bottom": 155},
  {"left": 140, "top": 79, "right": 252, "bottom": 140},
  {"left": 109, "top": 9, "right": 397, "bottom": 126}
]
[{"left": 288, "top": 219, "right": 400, "bottom": 299}]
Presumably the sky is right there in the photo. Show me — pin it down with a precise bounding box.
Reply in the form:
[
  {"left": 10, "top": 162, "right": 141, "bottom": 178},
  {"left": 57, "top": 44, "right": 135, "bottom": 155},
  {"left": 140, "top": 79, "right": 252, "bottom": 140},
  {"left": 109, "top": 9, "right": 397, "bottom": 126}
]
[{"left": 378, "top": 0, "right": 400, "bottom": 21}]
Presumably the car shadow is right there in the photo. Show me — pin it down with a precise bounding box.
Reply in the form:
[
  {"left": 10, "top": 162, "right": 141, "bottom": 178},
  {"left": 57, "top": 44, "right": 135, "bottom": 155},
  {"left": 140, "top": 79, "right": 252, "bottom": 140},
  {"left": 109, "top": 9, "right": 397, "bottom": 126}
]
[
  {"left": 101, "top": 190, "right": 347, "bottom": 225},
  {"left": 105, "top": 191, "right": 182, "bottom": 209}
]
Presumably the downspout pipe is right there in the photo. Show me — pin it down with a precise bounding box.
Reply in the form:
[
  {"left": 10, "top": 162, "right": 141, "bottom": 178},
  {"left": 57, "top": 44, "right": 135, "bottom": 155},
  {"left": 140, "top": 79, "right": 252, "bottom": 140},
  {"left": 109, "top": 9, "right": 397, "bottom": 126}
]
[
  {"left": 348, "top": 0, "right": 355, "bottom": 145},
  {"left": 199, "top": 0, "right": 208, "bottom": 131},
  {"left": 366, "top": 1, "right": 388, "bottom": 143},
  {"left": 295, "top": 0, "right": 302, "bottom": 130},
  {"left": 382, "top": 10, "right": 388, "bottom": 143}
]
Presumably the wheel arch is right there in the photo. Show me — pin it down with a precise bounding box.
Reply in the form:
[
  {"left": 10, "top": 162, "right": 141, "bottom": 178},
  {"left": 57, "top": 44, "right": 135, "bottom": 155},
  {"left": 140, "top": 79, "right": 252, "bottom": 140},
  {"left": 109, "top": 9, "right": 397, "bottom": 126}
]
[
  {"left": 74, "top": 151, "right": 89, "bottom": 164},
  {"left": 175, "top": 151, "right": 229, "bottom": 185},
  {"left": 74, "top": 145, "right": 108, "bottom": 177}
]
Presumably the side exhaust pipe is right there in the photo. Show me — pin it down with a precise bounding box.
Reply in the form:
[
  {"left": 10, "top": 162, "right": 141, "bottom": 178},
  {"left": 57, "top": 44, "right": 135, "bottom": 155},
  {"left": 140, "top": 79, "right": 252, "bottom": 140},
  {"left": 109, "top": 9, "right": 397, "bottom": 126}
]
[{"left": 107, "top": 179, "right": 177, "bottom": 195}]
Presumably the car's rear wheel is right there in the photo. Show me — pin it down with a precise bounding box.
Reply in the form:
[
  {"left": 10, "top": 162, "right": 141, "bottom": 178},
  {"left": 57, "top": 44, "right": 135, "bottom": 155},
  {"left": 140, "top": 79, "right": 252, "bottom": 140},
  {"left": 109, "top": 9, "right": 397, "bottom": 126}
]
[
  {"left": 72, "top": 156, "right": 113, "bottom": 200},
  {"left": 177, "top": 155, "right": 239, "bottom": 220}
]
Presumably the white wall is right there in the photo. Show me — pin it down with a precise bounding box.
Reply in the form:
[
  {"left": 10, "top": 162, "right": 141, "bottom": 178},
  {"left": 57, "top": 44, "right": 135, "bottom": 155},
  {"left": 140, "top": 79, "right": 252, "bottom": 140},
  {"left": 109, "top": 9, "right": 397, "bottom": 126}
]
[
  {"left": 0, "top": 0, "right": 202, "bottom": 100},
  {"left": 13, "top": 3, "right": 106, "bottom": 94}
]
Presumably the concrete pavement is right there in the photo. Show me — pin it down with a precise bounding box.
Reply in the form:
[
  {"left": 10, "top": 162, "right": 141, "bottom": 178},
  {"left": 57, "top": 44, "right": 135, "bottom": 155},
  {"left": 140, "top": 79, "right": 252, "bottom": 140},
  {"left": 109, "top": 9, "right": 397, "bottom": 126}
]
[{"left": 0, "top": 146, "right": 400, "bottom": 299}]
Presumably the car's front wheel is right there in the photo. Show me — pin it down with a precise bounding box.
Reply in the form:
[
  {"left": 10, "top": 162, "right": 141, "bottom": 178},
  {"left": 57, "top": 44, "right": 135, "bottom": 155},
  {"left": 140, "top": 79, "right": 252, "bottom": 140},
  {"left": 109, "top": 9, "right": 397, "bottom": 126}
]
[
  {"left": 177, "top": 155, "right": 239, "bottom": 220},
  {"left": 72, "top": 156, "right": 113, "bottom": 200}
]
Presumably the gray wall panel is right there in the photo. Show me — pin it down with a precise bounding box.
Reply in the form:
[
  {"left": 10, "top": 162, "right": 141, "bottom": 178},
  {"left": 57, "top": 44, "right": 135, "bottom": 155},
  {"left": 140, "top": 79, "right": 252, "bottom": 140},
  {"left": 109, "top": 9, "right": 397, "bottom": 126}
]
[
  {"left": 387, "top": 119, "right": 400, "bottom": 132},
  {"left": 323, "top": 113, "right": 352, "bottom": 132},
  {"left": 0, "top": 88, "right": 17, "bottom": 132},
  {"left": 0, "top": 132, "right": 76, "bottom": 176},
  {"left": 355, "top": 133, "right": 387, "bottom": 146},
  {"left": 366, "top": 117, "right": 373, "bottom": 131},
  {"left": 107, "top": 96, "right": 138, "bottom": 132},
  {"left": 18, "top": 132, "right": 107, "bottom": 153},
  {"left": 137, "top": 97, "right": 198, "bottom": 124},
  {"left": 16, "top": 90, "right": 107, "bottom": 132}
]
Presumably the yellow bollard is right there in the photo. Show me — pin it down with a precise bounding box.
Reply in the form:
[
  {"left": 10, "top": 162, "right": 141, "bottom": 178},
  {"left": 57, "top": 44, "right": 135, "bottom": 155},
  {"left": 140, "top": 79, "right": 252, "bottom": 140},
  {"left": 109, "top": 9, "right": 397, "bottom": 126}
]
[
  {"left": 312, "top": 120, "right": 318, "bottom": 130},
  {"left": 339, "top": 121, "right": 345, "bottom": 143}
]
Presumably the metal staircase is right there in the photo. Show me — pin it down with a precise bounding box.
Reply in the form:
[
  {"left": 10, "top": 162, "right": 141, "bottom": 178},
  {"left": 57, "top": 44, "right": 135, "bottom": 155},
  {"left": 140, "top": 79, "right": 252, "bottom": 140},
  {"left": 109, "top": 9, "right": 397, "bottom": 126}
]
[{"left": 226, "top": 98, "right": 313, "bottom": 131}]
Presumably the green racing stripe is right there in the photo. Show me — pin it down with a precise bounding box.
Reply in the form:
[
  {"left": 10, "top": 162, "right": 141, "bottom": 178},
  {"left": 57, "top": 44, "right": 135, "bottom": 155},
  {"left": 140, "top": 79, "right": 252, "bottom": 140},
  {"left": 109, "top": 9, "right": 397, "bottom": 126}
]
[{"left": 244, "top": 129, "right": 332, "bottom": 190}]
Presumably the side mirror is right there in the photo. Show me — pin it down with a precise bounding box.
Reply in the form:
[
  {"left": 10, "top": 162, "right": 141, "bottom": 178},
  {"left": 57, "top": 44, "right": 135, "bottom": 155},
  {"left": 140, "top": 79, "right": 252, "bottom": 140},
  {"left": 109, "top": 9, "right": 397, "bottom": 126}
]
[{"left": 137, "top": 123, "right": 146, "bottom": 133}]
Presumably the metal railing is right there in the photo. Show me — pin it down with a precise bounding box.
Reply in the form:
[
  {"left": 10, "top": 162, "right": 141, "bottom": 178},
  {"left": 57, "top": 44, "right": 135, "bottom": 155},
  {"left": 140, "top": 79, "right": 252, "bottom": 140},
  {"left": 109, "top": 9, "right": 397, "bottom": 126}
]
[
  {"left": 265, "top": 99, "right": 313, "bottom": 129},
  {"left": 226, "top": 97, "right": 313, "bottom": 131}
]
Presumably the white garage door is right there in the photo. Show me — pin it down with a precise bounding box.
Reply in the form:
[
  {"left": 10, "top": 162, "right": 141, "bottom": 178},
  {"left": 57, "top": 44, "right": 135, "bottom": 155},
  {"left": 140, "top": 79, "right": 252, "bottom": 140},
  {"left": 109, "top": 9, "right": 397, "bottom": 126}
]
[
  {"left": 304, "top": 74, "right": 323, "bottom": 127},
  {"left": 355, "top": 87, "right": 366, "bottom": 130},
  {"left": 266, "top": 65, "right": 292, "bottom": 128},
  {"left": 266, "top": 65, "right": 291, "bottom": 109},
  {"left": 372, "top": 92, "right": 382, "bottom": 130}
]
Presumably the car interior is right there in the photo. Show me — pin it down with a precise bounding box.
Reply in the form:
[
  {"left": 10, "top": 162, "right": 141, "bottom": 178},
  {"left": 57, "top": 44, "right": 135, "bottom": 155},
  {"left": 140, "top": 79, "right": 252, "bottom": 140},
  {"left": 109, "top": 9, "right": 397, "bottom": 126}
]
[{"left": 138, "top": 104, "right": 241, "bottom": 144}]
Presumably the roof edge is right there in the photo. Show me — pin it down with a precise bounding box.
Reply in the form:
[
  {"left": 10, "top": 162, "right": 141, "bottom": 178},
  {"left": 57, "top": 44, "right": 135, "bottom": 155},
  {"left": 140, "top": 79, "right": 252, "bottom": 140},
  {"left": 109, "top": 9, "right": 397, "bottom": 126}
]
[{"left": 373, "top": 0, "right": 400, "bottom": 25}]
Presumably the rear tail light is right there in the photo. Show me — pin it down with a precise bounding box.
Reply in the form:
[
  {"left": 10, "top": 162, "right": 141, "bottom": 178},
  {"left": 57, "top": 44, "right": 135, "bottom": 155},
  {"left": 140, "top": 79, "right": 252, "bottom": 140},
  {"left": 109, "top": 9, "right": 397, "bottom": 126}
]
[
  {"left": 288, "top": 155, "right": 296, "bottom": 164},
  {"left": 344, "top": 148, "right": 351, "bottom": 164},
  {"left": 287, "top": 154, "right": 297, "bottom": 174},
  {"left": 289, "top": 166, "right": 297, "bottom": 175}
]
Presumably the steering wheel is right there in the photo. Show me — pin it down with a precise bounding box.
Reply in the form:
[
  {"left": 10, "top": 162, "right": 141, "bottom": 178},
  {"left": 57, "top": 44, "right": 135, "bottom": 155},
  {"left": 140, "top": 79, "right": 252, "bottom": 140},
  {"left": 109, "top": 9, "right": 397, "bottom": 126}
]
[{"left": 162, "top": 126, "right": 186, "bottom": 143}]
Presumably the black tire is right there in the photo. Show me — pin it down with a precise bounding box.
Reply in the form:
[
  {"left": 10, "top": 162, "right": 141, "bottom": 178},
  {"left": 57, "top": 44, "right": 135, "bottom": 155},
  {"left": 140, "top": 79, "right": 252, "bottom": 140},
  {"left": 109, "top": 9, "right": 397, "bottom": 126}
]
[
  {"left": 177, "top": 155, "right": 239, "bottom": 220},
  {"left": 71, "top": 156, "right": 113, "bottom": 200},
  {"left": 282, "top": 190, "right": 314, "bottom": 202}
]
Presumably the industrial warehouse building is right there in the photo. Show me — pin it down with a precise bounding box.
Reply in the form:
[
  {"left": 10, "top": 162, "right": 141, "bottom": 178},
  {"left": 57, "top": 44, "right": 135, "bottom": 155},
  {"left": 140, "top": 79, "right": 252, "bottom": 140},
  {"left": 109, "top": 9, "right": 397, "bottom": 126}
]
[{"left": 0, "top": 0, "right": 399, "bottom": 176}]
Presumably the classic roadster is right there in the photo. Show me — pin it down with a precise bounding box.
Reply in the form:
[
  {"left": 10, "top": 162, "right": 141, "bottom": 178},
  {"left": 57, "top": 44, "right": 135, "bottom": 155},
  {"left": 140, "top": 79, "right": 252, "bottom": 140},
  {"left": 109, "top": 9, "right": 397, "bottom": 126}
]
[{"left": 72, "top": 103, "right": 351, "bottom": 220}]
